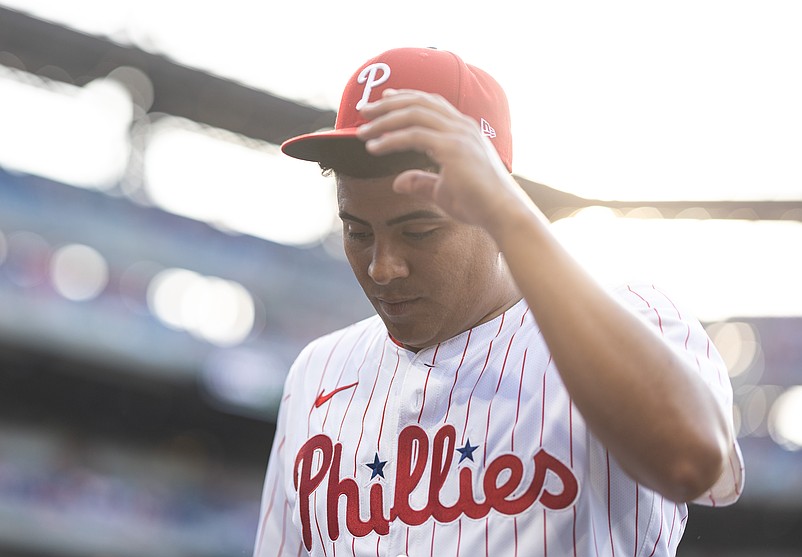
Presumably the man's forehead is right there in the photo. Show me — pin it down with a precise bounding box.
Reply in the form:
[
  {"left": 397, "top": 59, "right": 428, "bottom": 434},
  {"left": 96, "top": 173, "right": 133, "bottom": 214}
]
[
  {"left": 336, "top": 175, "right": 443, "bottom": 219},
  {"left": 335, "top": 173, "right": 397, "bottom": 196},
  {"left": 340, "top": 209, "right": 446, "bottom": 229}
]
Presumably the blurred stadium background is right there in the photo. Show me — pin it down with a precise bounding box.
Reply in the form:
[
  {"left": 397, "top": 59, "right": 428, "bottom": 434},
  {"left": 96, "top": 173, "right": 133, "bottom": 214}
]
[{"left": 1, "top": 2, "right": 801, "bottom": 556}]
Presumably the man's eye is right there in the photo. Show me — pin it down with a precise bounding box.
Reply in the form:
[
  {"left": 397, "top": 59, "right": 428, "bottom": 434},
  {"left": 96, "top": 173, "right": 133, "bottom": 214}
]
[
  {"left": 344, "top": 225, "right": 372, "bottom": 240},
  {"left": 403, "top": 228, "right": 438, "bottom": 240}
]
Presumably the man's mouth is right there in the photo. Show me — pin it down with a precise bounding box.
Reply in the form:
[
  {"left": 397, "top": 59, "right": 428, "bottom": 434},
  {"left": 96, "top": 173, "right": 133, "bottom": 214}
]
[{"left": 376, "top": 297, "right": 420, "bottom": 317}]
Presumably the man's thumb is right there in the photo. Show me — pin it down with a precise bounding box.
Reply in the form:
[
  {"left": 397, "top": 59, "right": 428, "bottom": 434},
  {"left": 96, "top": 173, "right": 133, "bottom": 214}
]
[{"left": 393, "top": 169, "right": 439, "bottom": 199}]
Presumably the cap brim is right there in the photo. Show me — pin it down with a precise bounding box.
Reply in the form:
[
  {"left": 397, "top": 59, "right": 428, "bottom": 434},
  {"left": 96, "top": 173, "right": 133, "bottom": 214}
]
[
  {"left": 281, "top": 128, "right": 436, "bottom": 178},
  {"left": 280, "top": 128, "right": 362, "bottom": 163}
]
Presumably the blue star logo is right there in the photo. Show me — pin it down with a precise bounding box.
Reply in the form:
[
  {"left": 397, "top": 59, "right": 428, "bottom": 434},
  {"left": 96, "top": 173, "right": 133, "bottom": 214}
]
[
  {"left": 365, "top": 452, "right": 387, "bottom": 480},
  {"left": 456, "top": 439, "right": 479, "bottom": 463}
]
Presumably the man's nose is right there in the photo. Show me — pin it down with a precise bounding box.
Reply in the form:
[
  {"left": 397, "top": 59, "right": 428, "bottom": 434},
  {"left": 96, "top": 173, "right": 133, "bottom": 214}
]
[{"left": 368, "top": 242, "right": 409, "bottom": 285}]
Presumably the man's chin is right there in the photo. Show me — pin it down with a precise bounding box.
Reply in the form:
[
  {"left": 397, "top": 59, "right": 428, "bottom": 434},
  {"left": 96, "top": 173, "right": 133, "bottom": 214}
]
[{"left": 381, "top": 323, "right": 424, "bottom": 352}]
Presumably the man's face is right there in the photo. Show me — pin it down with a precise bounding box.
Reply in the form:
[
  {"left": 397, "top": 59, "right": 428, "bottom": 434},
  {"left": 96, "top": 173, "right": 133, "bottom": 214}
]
[{"left": 337, "top": 174, "right": 510, "bottom": 351}]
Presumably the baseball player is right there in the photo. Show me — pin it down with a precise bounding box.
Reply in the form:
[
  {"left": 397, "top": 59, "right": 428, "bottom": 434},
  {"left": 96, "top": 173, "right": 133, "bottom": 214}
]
[{"left": 253, "top": 47, "right": 743, "bottom": 556}]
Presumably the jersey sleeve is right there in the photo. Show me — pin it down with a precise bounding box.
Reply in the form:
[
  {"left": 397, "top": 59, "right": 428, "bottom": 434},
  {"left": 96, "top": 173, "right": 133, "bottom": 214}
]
[
  {"left": 614, "top": 283, "right": 745, "bottom": 507},
  {"left": 252, "top": 351, "right": 307, "bottom": 557}
]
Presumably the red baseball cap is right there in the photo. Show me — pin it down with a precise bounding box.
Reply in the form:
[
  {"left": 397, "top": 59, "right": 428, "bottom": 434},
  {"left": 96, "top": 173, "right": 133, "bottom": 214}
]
[{"left": 281, "top": 47, "right": 513, "bottom": 175}]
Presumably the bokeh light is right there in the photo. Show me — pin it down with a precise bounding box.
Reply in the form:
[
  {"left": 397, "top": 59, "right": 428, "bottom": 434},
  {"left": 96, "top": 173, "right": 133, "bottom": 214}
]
[
  {"left": 769, "top": 386, "right": 802, "bottom": 451},
  {"left": 50, "top": 243, "right": 109, "bottom": 301},
  {"left": 552, "top": 217, "right": 802, "bottom": 321},
  {"left": 142, "top": 117, "right": 338, "bottom": 247},
  {"left": 707, "top": 321, "right": 761, "bottom": 379},
  {"left": 146, "top": 267, "right": 255, "bottom": 346},
  {"left": 0, "top": 67, "right": 132, "bottom": 189}
]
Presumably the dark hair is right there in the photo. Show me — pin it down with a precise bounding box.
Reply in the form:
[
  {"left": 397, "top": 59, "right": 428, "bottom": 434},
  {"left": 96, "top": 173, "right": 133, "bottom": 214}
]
[{"left": 316, "top": 138, "right": 437, "bottom": 179}]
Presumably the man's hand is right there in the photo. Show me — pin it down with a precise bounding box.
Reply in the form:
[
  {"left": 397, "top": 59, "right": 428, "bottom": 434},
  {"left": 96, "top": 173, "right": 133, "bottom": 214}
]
[
  {"left": 356, "top": 88, "right": 530, "bottom": 232},
  {"left": 358, "top": 88, "right": 732, "bottom": 504}
]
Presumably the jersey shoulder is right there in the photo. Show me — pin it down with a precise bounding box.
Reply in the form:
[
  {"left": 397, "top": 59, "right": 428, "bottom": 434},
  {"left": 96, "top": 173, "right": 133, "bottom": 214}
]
[{"left": 287, "top": 314, "right": 385, "bottom": 377}]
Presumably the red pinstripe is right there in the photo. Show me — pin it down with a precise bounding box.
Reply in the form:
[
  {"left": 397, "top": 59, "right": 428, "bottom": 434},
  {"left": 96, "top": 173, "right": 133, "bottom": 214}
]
[
  {"left": 485, "top": 518, "right": 489, "bottom": 557},
  {"left": 634, "top": 482, "right": 639, "bottom": 556},
  {"left": 606, "top": 451, "right": 616, "bottom": 556},
  {"left": 570, "top": 399, "right": 577, "bottom": 557},
  {"left": 308, "top": 338, "right": 344, "bottom": 437},
  {"left": 456, "top": 520, "right": 462, "bottom": 557},
  {"left": 418, "top": 344, "right": 440, "bottom": 423},
  {"left": 541, "top": 356, "right": 549, "bottom": 557},
  {"left": 483, "top": 325, "right": 520, "bottom": 465},
  {"left": 626, "top": 285, "right": 649, "bottom": 306},
  {"left": 654, "top": 285, "right": 682, "bottom": 320},
  {"left": 647, "top": 496, "right": 664, "bottom": 557},
  {"left": 254, "top": 474, "right": 279, "bottom": 556},
  {"left": 653, "top": 289, "right": 692, "bottom": 357},
  {"left": 430, "top": 521, "right": 437, "bottom": 556},
  {"left": 510, "top": 348, "right": 527, "bottom": 452},
  {"left": 513, "top": 518, "right": 519, "bottom": 557},
  {"left": 254, "top": 435, "right": 287, "bottom": 556},
  {"left": 314, "top": 490, "right": 328, "bottom": 557},
  {"left": 354, "top": 341, "right": 387, "bottom": 474},
  {"left": 276, "top": 500, "right": 288, "bottom": 557},
  {"left": 539, "top": 356, "right": 552, "bottom": 446},
  {"left": 668, "top": 503, "right": 688, "bottom": 543},
  {"left": 418, "top": 366, "right": 432, "bottom": 423},
  {"left": 664, "top": 501, "right": 688, "bottom": 555},
  {"left": 508, "top": 311, "right": 531, "bottom": 452},
  {"left": 323, "top": 326, "right": 370, "bottom": 430},
  {"left": 462, "top": 313, "right": 505, "bottom": 443},
  {"left": 666, "top": 502, "right": 678, "bottom": 549},
  {"left": 337, "top": 329, "right": 384, "bottom": 442},
  {"left": 652, "top": 307, "right": 664, "bottom": 334},
  {"left": 377, "top": 348, "right": 402, "bottom": 452},
  {"left": 539, "top": 356, "right": 551, "bottom": 557},
  {"left": 668, "top": 503, "right": 679, "bottom": 542},
  {"left": 668, "top": 503, "right": 684, "bottom": 545},
  {"left": 626, "top": 285, "right": 664, "bottom": 335},
  {"left": 543, "top": 509, "right": 548, "bottom": 556},
  {"left": 444, "top": 330, "right": 472, "bottom": 423}
]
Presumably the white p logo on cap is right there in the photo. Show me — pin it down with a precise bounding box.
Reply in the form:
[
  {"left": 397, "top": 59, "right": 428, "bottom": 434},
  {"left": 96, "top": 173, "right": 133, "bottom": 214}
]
[{"left": 355, "top": 62, "right": 391, "bottom": 110}]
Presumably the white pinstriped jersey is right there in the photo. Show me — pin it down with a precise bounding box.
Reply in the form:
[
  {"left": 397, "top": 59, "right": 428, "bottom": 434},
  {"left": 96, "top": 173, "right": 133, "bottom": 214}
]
[{"left": 253, "top": 283, "right": 744, "bottom": 557}]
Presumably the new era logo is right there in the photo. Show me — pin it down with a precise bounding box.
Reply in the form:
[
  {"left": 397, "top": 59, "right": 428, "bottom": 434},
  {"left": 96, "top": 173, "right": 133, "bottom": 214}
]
[{"left": 480, "top": 118, "right": 496, "bottom": 138}]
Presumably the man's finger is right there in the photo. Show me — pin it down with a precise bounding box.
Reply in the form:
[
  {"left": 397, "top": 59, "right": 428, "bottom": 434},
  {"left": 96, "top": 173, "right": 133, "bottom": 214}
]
[{"left": 393, "top": 169, "right": 439, "bottom": 199}]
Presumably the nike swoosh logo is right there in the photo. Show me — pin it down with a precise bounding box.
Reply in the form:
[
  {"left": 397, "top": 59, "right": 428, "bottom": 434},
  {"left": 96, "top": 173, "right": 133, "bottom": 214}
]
[{"left": 314, "top": 382, "right": 359, "bottom": 408}]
